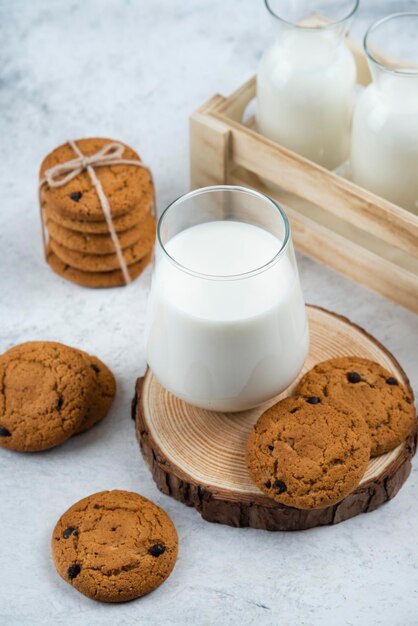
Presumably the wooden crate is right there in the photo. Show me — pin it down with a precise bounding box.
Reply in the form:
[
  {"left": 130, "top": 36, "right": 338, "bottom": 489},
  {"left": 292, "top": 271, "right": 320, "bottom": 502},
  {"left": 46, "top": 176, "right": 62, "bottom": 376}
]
[{"left": 189, "top": 38, "right": 418, "bottom": 314}]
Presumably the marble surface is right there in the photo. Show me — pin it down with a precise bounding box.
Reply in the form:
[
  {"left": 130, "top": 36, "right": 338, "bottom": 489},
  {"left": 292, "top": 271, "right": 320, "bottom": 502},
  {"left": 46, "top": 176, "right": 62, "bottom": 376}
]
[{"left": 0, "top": 1, "right": 417, "bottom": 625}]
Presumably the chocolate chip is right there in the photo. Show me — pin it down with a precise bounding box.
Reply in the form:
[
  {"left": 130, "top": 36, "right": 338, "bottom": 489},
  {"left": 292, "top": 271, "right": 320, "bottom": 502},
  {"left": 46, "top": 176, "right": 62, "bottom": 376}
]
[
  {"left": 93, "top": 504, "right": 101, "bottom": 509},
  {"left": 148, "top": 543, "right": 166, "bottom": 557},
  {"left": 268, "top": 444, "right": 274, "bottom": 451},
  {"left": 290, "top": 407, "right": 299, "bottom": 414},
  {"left": 67, "top": 564, "right": 81, "bottom": 579},
  {"left": 386, "top": 377, "right": 399, "bottom": 386},
  {"left": 265, "top": 480, "right": 271, "bottom": 489},
  {"left": 69, "top": 191, "right": 82, "bottom": 202},
  {"left": 90, "top": 363, "right": 100, "bottom": 373},
  {"left": 274, "top": 480, "right": 287, "bottom": 494},
  {"left": 111, "top": 527, "right": 117, "bottom": 532},
  {"left": 56, "top": 395, "right": 64, "bottom": 410},
  {"left": 347, "top": 372, "right": 361, "bottom": 384},
  {"left": 63, "top": 527, "right": 77, "bottom": 539},
  {"left": 0, "top": 427, "right": 11, "bottom": 437},
  {"left": 306, "top": 396, "right": 320, "bottom": 404}
]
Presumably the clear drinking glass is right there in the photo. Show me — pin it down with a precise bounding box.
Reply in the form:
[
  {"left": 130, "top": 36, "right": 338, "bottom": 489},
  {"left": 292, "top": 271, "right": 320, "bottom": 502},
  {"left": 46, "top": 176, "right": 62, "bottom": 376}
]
[
  {"left": 350, "top": 13, "right": 418, "bottom": 214},
  {"left": 257, "top": 0, "right": 358, "bottom": 170},
  {"left": 145, "top": 186, "right": 309, "bottom": 412}
]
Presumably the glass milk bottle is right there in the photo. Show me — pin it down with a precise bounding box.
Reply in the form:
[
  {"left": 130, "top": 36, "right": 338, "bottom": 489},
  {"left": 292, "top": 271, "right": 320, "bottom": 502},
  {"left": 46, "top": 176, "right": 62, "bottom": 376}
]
[
  {"left": 145, "top": 186, "right": 309, "bottom": 412},
  {"left": 257, "top": 0, "right": 358, "bottom": 170},
  {"left": 351, "top": 13, "right": 418, "bottom": 214}
]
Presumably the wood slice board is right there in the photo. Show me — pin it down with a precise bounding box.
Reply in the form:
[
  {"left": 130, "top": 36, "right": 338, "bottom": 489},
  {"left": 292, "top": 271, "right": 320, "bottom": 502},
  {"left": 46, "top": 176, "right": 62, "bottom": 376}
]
[{"left": 134, "top": 305, "right": 417, "bottom": 531}]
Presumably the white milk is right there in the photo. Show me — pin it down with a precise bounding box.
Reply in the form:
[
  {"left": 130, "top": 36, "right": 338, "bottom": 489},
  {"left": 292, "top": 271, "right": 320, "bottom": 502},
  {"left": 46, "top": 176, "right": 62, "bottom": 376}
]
[
  {"left": 351, "top": 75, "right": 418, "bottom": 214},
  {"left": 257, "top": 29, "right": 356, "bottom": 170},
  {"left": 145, "top": 221, "right": 308, "bottom": 412}
]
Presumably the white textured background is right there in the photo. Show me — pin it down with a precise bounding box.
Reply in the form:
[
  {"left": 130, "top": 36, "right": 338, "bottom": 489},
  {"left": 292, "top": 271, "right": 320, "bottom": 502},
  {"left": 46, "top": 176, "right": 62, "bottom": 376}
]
[{"left": 0, "top": 1, "right": 417, "bottom": 625}]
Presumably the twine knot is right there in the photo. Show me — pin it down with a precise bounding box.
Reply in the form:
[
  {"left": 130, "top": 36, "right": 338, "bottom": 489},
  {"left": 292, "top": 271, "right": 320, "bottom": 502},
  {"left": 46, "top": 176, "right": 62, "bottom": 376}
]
[{"left": 44, "top": 141, "right": 126, "bottom": 188}]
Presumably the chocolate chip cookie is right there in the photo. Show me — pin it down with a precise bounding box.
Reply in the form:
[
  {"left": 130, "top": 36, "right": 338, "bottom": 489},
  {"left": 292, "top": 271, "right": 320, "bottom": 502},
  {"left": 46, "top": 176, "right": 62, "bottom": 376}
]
[
  {"left": 52, "top": 490, "right": 178, "bottom": 602},
  {"left": 46, "top": 220, "right": 145, "bottom": 255},
  {"left": 0, "top": 342, "right": 95, "bottom": 451},
  {"left": 43, "top": 199, "right": 152, "bottom": 234},
  {"left": 296, "top": 357, "right": 416, "bottom": 457},
  {"left": 75, "top": 351, "right": 116, "bottom": 434},
  {"left": 49, "top": 214, "right": 156, "bottom": 272},
  {"left": 246, "top": 396, "right": 371, "bottom": 510},
  {"left": 47, "top": 248, "right": 152, "bottom": 288},
  {"left": 40, "top": 137, "right": 154, "bottom": 221}
]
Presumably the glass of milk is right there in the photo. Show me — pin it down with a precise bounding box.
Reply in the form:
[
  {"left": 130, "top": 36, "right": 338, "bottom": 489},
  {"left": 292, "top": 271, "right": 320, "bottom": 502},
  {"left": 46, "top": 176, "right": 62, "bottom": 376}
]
[
  {"left": 257, "top": 0, "right": 358, "bottom": 171},
  {"left": 351, "top": 13, "right": 418, "bottom": 214},
  {"left": 145, "top": 186, "right": 309, "bottom": 412}
]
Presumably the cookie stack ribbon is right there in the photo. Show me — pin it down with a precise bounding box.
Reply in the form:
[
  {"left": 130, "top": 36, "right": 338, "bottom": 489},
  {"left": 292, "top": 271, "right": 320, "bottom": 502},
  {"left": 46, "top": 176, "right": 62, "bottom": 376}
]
[{"left": 39, "top": 138, "right": 156, "bottom": 288}]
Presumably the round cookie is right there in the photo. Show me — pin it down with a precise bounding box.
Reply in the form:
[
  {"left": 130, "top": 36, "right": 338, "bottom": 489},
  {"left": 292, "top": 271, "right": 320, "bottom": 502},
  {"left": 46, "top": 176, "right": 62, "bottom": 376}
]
[
  {"left": 0, "top": 342, "right": 95, "bottom": 452},
  {"left": 296, "top": 357, "right": 416, "bottom": 457},
  {"left": 47, "top": 248, "right": 152, "bottom": 288},
  {"left": 51, "top": 490, "right": 178, "bottom": 602},
  {"left": 46, "top": 220, "right": 146, "bottom": 255},
  {"left": 43, "top": 199, "right": 153, "bottom": 234},
  {"left": 246, "top": 396, "right": 371, "bottom": 510},
  {"left": 75, "top": 351, "right": 116, "bottom": 434},
  {"left": 39, "top": 137, "right": 154, "bottom": 221},
  {"left": 49, "top": 214, "right": 156, "bottom": 272}
]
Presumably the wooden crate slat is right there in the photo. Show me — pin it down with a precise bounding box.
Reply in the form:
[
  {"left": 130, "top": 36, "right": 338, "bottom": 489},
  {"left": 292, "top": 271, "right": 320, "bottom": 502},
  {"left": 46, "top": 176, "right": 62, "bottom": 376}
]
[
  {"left": 214, "top": 76, "right": 256, "bottom": 122},
  {"left": 229, "top": 167, "right": 418, "bottom": 313},
  {"left": 189, "top": 96, "right": 231, "bottom": 189},
  {"left": 229, "top": 166, "right": 418, "bottom": 275},
  {"left": 211, "top": 110, "right": 418, "bottom": 258}
]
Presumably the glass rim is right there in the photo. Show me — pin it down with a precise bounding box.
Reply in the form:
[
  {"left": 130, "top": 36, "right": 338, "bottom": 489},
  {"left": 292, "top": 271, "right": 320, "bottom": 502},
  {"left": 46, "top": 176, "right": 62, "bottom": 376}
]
[
  {"left": 156, "top": 185, "right": 291, "bottom": 281},
  {"left": 264, "top": 0, "right": 359, "bottom": 30},
  {"left": 364, "top": 12, "right": 418, "bottom": 76}
]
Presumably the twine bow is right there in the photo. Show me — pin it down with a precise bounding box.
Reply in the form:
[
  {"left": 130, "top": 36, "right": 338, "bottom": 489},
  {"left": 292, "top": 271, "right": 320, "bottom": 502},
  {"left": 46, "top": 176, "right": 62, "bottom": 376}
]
[
  {"left": 44, "top": 141, "right": 127, "bottom": 188},
  {"left": 40, "top": 140, "right": 154, "bottom": 285}
]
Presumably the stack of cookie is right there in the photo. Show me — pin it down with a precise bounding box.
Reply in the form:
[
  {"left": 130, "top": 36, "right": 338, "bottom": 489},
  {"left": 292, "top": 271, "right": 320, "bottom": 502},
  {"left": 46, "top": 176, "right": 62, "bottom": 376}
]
[
  {"left": 39, "top": 137, "right": 156, "bottom": 288},
  {"left": 246, "top": 357, "right": 416, "bottom": 510},
  {"left": 0, "top": 341, "right": 116, "bottom": 452}
]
